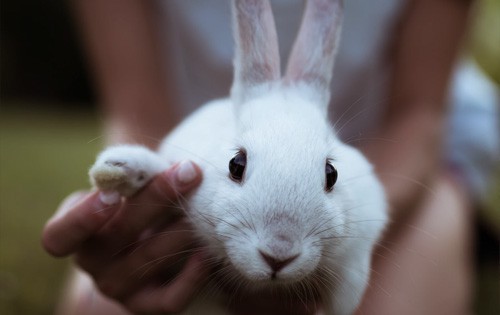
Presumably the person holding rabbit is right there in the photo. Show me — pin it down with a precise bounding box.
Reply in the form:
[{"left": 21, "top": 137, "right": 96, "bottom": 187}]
[{"left": 43, "top": 0, "right": 498, "bottom": 314}]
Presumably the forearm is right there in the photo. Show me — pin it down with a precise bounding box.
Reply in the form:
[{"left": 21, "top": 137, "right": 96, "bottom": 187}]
[
  {"left": 74, "top": 0, "right": 180, "bottom": 148},
  {"left": 362, "top": 0, "right": 474, "bottom": 221},
  {"left": 363, "top": 109, "right": 443, "bottom": 224}
]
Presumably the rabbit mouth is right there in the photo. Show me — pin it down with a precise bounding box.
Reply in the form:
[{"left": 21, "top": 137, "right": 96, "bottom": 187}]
[
  {"left": 223, "top": 252, "right": 318, "bottom": 287},
  {"left": 212, "top": 263, "right": 327, "bottom": 307},
  {"left": 219, "top": 232, "right": 323, "bottom": 287}
]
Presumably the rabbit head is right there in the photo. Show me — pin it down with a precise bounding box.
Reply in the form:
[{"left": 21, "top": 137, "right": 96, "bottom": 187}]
[{"left": 192, "top": 0, "right": 387, "bottom": 289}]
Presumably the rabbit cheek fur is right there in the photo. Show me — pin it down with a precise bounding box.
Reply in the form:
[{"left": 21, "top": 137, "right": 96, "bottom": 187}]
[{"left": 89, "top": 1, "right": 388, "bottom": 314}]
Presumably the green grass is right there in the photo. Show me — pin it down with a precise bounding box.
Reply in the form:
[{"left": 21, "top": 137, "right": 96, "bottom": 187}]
[
  {"left": 0, "top": 106, "right": 102, "bottom": 315},
  {"left": 471, "top": 0, "right": 500, "bottom": 85}
]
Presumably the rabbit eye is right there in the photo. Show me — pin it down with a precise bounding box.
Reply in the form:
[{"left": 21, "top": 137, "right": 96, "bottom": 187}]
[
  {"left": 229, "top": 151, "right": 246, "bottom": 182},
  {"left": 325, "top": 161, "right": 338, "bottom": 192}
]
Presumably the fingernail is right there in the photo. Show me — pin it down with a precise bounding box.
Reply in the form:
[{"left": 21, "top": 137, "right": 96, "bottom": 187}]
[
  {"left": 175, "top": 160, "right": 198, "bottom": 185},
  {"left": 99, "top": 191, "right": 121, "bottom": 205}
]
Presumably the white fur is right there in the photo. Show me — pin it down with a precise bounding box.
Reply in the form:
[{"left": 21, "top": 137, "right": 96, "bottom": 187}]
[{"left": 89, "top": 1, "right": 387, "bottom": 314}]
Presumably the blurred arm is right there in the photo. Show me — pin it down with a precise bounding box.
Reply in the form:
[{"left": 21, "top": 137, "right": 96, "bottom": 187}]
[
  {"left": 362, "top": 0, "right": 475, "bottom": 222},
  {"left": 74, "top": 0, "right": 180, "bottom": 148}
]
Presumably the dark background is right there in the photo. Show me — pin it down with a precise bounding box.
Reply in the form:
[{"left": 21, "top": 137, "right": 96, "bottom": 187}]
[{"left": 1, "top": 0, "right": 93, "bottom": 106}]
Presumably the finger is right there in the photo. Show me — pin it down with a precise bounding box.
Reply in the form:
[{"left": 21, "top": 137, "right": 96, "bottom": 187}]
[
  {"left": 125, "top": 219, "right": 196, "bottom": 281},
  {"left": 42, "top": 191, "right": 122, "bottom": 257},
  {"left": 89, "top": 219, "right": 196, "bottom": 299},
  {"left": 50, "top": 191, "right": 89, "bottom": 221},
  {"left": 125, "top": 250, "right": 210, "bottom": 314},
  {"left": 100, "top": 160, "right": 202, "bottom": 243}
]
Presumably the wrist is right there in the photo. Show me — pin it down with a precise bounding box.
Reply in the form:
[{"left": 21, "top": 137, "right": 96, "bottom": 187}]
[{"left": 104, "top": 113, "right": 176, "bottom": 149}]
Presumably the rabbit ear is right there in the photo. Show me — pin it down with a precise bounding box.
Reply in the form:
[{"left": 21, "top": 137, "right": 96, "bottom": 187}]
[
  {"left": 231, "top": 0, "right": 280, "bottom": 104},
  {"left": 285, "top": 0, "right": 343, "bottom": 108}
]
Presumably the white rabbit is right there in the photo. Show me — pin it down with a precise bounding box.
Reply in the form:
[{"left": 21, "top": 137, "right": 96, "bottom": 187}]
[{"left": 89, "top": 0, "right": 388, "bottom": 314}]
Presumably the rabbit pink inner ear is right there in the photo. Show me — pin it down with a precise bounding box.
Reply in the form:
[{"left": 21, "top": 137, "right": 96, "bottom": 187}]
[
  {"left": 231, "top": 0, "right": 280, "bottom": 103},
  {"left": 285, "top": 0, "right": 343, "bottom": 106}
]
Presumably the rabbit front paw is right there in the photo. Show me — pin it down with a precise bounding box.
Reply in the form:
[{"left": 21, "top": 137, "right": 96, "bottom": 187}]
[{"left": 89, "top": 145, "right": 168, "bottom": 197}]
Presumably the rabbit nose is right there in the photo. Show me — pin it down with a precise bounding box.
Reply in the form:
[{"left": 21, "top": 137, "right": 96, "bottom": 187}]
[{"left": 259, "top": 250, "right": 299, "bottom": 273}]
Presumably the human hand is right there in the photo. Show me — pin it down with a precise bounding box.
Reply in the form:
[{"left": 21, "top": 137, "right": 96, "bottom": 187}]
[{"left": 42, "top": 161, "right": 210, "bottom": 314}]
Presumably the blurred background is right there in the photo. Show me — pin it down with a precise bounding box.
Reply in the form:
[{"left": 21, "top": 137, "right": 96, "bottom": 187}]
[{"left": 0, "top": 0, "right": 498, "bottom": 314}]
